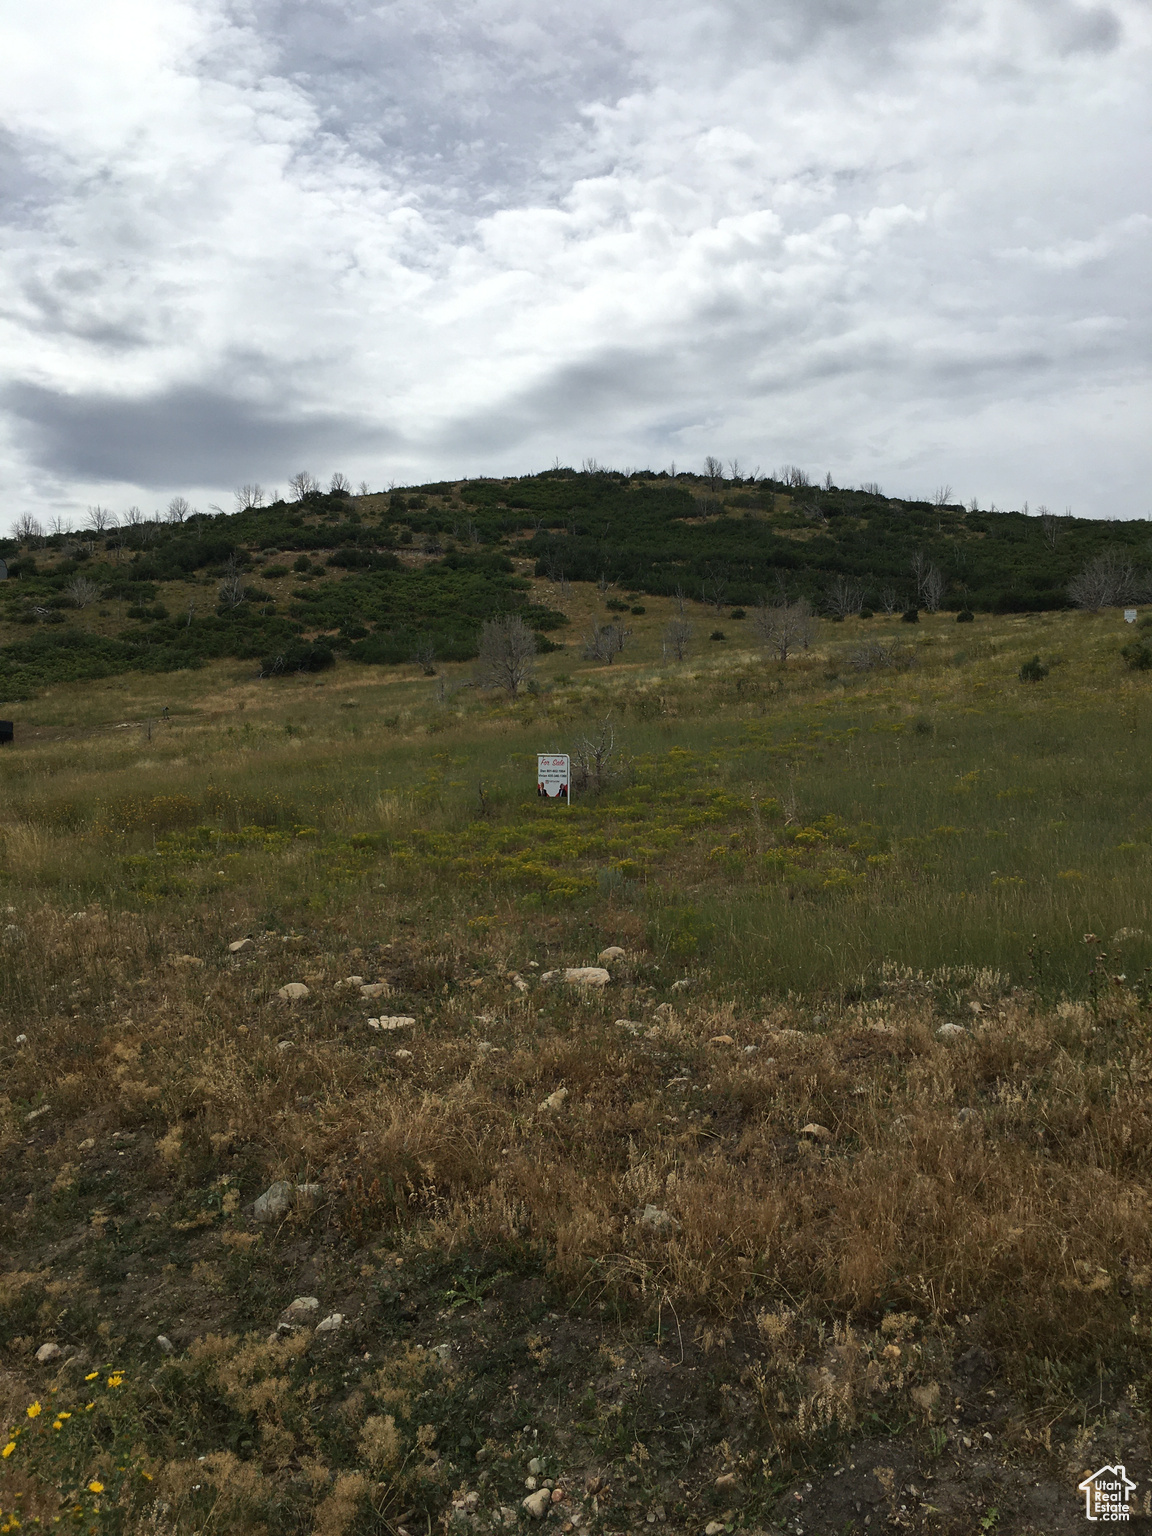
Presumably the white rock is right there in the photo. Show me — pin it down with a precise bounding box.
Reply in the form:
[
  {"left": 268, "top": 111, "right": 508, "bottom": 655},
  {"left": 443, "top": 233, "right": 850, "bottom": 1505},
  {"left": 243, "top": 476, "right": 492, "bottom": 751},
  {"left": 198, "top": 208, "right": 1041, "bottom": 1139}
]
[
  {"left": 283, "top": 1296, "right": 320, "bottom": 1322},
  {"left": 522, "top": 1490, "right": 551, "bottom": 1520},
  {"left": 277, "top": 982, "right": 310, "bottom": 1001},
  {"left": 394, "top": 1048, "right": 413, "bottom": 1060},
  {"left": 24, "top": 1105, "right": 50, "bottom": 1123},
  {"left": 598, "top": 946, "right": 627, "bottom": 963},
  {"left": 156, "top": 1335, "right": 175, "bottom": 1355},
  {"left": 253, "top": 1180, "right": 295, "bottom": 1222},
  {"left": 340, "top": 975, "right": 365, "bottom": 988},
  {"left": 429, "top": 1342, "right": 452, "bottom": 1364},
  {"left": 315, "top": 1313, "right": 343, "bottom": 1333},
  {"left": 937, "top": 1023, "right": 968, "bottom": 1040},
  {"left": 228, "top": 938, "right": 253, "bottom": 953},
  {"left": 368, "top": 1015, "right": 415, "bottom": 1030},
  {"left": 538, "top": 1088, "right": 569, "bottom": 1113},
  {"left": 276, "top": 1039, "right": 293, "bottom": 1052},
  {"left": 36, "top": 1342, "right": 62, "bottom": 1363},
  {"left": 639, "top": 1204, "right": 680, "bottom": 1234},
  {"left": 360, "top": 981, "right": 391, "bottom": 999},
  {"left": 799, "top": 1123, "right": 833, "bottom": 1142},
  {"left": 562, "top": 966, "right": 610, "bottom": 987},
  {"left": 670, "top": 978, "right": 692, "bottom": 992},
  {"left": 15, "top": 1033, "right": 27, "bottom": 1044},
  {"left": 705, "top": 1522, "right": 726, "bottom": 1535},
  {"left": 527, "top": 1457, "right": 544, "bottom": 1475},
  {"left": 296, "top": 1183, "right": 324, "bottom": 1203}
]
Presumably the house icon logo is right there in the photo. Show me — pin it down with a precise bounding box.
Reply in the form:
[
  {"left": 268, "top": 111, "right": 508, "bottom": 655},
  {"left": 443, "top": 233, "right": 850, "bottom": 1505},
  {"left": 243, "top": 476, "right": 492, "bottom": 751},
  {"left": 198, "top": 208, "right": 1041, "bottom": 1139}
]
[{"left": 1078, "top": 1464, "right": 1136, "bottom": 1520}]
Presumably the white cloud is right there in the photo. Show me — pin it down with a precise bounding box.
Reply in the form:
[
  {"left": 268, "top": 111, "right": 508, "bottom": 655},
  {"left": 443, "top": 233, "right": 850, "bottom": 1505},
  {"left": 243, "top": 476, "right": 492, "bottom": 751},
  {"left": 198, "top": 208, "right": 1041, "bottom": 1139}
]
[{"left": 0, "top": 0, "right": 1149, "bottom": 520}]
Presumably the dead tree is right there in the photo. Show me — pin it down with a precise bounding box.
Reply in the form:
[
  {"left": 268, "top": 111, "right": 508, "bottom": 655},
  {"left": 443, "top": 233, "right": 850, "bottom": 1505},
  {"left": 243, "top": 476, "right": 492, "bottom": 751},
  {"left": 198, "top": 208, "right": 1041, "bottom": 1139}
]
[
  {"left": 474, "top": 614, "right": 537, "bottom": 696},
  {"left": 752, "top": 596, "right": 816, "bottom": 663}
]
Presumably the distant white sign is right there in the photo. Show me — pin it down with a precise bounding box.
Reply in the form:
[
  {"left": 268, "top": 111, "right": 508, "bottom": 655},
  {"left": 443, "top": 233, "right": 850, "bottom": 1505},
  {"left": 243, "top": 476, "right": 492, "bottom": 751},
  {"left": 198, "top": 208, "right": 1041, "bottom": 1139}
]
[
  {"left": 1125, "top": 609, "right": 1138, "bottom": 624},
  {"left": 538, "top": 753, "right": 570, "bottom": 804}
]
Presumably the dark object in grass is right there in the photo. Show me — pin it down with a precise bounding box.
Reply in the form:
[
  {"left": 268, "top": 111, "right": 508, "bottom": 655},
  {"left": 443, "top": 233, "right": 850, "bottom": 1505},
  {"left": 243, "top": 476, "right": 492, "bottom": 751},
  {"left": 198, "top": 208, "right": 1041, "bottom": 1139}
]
[
  {"left": 1121, "top": 639, "right": 1152, "bottom": 671},
  {"left": 957, "top": 609, "right": 975, "bottom": 623},
  {"left": 0, "top": 721, "right": 12, "bottom": 743},
  {"left": 261, "top": 643, "right": 335, "bottom": 677},
  {"left": 858, "top": 608, "right": 874, "bottom": 619},
  {"left": 606, "top": 598, "right": 630, "bottom": 612},
  {"left": 730, "top": 608, "right": 746, "bottom": 619},
  {"left": 901, "top": 608, "right": 920, "bottom": 623},
  {"left": 630, "top": 605, "right": 646, "bottom": 615},
  {"left": 1019, "top": 654, "right": 1049, "bottom": 682},
  {"left": 710, "top": 630, "right": 725, "bottom": 641}
]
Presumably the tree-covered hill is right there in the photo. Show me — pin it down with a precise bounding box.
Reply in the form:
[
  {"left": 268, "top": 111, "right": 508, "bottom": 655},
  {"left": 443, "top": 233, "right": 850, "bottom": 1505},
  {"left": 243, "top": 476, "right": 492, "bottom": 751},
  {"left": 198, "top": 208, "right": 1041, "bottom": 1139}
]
[{"left": 0, "top": 469, "right": 1147, "bottom": 699}]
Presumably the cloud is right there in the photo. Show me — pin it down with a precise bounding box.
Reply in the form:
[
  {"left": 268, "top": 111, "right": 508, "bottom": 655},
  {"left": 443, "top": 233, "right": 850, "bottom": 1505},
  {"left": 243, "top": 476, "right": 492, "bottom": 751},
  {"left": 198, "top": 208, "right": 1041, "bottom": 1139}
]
[{"left": 0, "top": 0, "right": 1149, "bottom": 520}]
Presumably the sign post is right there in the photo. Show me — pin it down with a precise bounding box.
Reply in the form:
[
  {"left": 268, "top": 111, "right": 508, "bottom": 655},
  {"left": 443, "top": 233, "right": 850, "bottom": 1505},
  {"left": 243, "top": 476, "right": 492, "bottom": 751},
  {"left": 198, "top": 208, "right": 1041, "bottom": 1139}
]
[{"left": 537, "top": 753, "right": 570, "bottom": 805}]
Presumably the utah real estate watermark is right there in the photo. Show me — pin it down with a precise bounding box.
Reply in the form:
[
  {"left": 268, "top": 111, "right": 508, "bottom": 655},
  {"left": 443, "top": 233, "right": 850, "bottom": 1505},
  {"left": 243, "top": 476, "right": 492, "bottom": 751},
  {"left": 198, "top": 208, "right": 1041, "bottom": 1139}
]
[{"left": 1078, "top": 1464, "right": 1136, "bottom": 1521}]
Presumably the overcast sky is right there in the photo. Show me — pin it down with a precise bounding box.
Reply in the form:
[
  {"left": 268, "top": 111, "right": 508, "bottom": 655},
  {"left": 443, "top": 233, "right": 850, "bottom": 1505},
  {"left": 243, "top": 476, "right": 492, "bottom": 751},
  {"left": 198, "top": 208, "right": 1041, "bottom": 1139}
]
[{"left": 1, "top": 0, "right": 1149, "bottom": 526}]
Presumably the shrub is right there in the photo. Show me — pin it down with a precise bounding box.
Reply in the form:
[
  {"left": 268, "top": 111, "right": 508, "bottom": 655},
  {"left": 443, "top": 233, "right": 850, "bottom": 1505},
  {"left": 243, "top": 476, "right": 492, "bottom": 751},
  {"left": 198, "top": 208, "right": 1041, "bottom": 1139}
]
[
  {"left": 260, "top": 643, "right": 334, "bottom": 676},
  {"left": 605, "top": 598, "right": 630, "bottom": 612},
  {"left": 293, "top": 555, "right": 312, "bottom": 573},
  {"left": 730, "top": 608, "right": 746, "bottom": 619},
  {"left": 848, "top": 640, "right": 915, "bottom": 673},
  {"left": 901, "top": 608, "right": 920, "bottom": 623},
  {"left": 1019, "top": 654, "right": 1049, "bottom": 682},
  {"left": 710, "top": 630, "right": 725, "bottom": 641},
  {"left": 957, "top": 609, "right": 975, "bottom": 623},
  {"left": 859, "top": 608, "right": 874, "bottom": 619},
  {"left": 1121, "top": 640, "right": 1152, "bottom": 671},
  {"left": 630, "top": 605, "right": 646, "bottom": 615}
]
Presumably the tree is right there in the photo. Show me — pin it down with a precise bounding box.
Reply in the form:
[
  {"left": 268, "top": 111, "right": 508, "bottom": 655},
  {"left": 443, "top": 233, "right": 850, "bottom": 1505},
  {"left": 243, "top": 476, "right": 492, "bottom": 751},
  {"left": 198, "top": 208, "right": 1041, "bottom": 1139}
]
[
  {"left": 1068, "top": 549, "right": 1138, "bottom": 611},
  {"left": 121, "top": 506, "right": 146, "bottom": 526},
  {"left": 824, "top": 574, "right": 863, "bottom": 619},
  {"left": 752, "top": 595, "right": 816, "bottom": 663},
  {"left": 218, "top": 555, "right": 247, "bottom": 611},
  {"left": 783, "top": 465, "right": 811, "bottom": 489},
  {"left": 329, "top": 472, "right": 352, "bottom": 495},
  {"left": 235, "top": 484, "right": 265, "bottom": 511},
  {"left": 288, "top": 471, "right": 320, "bottom": 501},
  {"left": 583, "top": 621, "right": 629, "bottom": 664},
  {"left": 13, "top": 512, "right": 43, "bottom": 545},
  {"left": 703, "top": 455, "right": 723, "bottom": 489},
  {"left": 572, "top": 717, "right": 620, "bottom": 792},
  {"left": 412, "top": 639, "right": 437, "bottom": 676},
  {"left": 1039, "top": 506, "right": 1061, "bottom": 550},
  {"left": 474, "top": 614, "right": 537, "bottom": 696},
  {"left": 66, "top": 576, "right": 100, "bottom": 608},
  {"left": 877, "top": 583, "right": 901, "bottom": 616},
  {"left": 933, "top": 484, "right": 953, "bottom": 507},
  {"left": 663, "top": 617, "right": 692, "bottom": 661},
  {"left": 87, "top": 505, "right": 116, "bottom": 532},
  {"left": 167, "top": 495, "right": 190, "bottom": 524},
  {"left": 920, "top": 564, "right": 946, "bottom": 612}
]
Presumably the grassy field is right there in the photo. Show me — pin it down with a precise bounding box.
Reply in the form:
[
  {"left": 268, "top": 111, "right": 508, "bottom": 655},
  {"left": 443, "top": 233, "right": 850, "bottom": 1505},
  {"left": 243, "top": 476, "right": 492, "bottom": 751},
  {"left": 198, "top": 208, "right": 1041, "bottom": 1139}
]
[{"left": 2, "top": 595, "right": 1151, "bottom": 1535}]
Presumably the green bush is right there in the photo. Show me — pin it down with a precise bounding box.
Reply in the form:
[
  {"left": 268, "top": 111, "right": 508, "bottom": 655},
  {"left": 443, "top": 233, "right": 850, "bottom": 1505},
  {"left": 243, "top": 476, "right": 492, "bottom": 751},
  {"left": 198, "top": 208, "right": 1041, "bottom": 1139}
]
[
  {"left": 1019, "top": 654, "right": 1049, "bottom": 682},
  {"left": 901, "top": 609, "right": 920, "bottom": 623},
  {"left": 260, "top": 643, "right": 335, "bottom": 676},
  {"left": 957, "top": 609, "right": 975, "bottom": 623},
  {"left": 1121, "top": 639, "right": 1152, "bottom": 671}
]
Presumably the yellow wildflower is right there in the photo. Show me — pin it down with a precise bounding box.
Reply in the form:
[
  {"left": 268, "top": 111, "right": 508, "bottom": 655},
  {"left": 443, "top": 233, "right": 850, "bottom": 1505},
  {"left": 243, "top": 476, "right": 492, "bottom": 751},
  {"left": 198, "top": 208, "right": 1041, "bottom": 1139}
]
[
  {"left": 87, "top": 1481, "right": 103, "bottom": 1495},
  {"left": 106, "top": 1375, "right": 123, "bottom": 1389},
  {"left": 84, "top": 1373, "right": 98, "bottom": 1382},
  {"left": 25, "top": 1404, "right": 41, "bottom": 1420},
  {"left": 1, "top": 1443, "right": 15, "bottom": 1458}
]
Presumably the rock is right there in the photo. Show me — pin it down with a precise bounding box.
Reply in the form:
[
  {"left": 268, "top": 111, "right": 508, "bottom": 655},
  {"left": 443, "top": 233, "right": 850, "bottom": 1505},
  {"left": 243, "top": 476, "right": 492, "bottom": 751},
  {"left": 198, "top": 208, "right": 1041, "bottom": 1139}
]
[
  {"left": 528, "top": 1457, "right": 544, "bottom": 1475},
  {"left": 368, "top": 1016, "right": 415, "bottom": 1031},
  {"left": 360, "top": 982, "right": 391, "bottom": 999},
  {"left": 598, "top": 946, "right": 627, "bottom": 963},
  {"left": 522, "top": 1490, "right": 551, "bottom": 1520},
  {"left": 156, "top": 1335, "right": 175, "bottom": 1356},
  {"left": 276, "top": 1039, "right": 293, "bottom": 1052},
  {"left": 228, "top": 938, "right": 253, "bottom": 953},
  {"left": 639, "top": 1204, "right": 680, "bottom": 1234},
  {"left": 24, "top": 1106, "right": 50, "bottom": 1123},
  {"left": 705, "top": 1522, "right": 725, "bottom": 1535},
  {"left": 315, "top": 1313, "right": 343, "bottom": 1333},
  {"left": 296, "top": 1183, "right": 324, "bottom": 1203},
  {"left": 277, "top": 982, "right": 310, "bottom": 1001},
  {"left": 78, "top": 1137, "right": 95, "bottom": 1151},
  {"left": 670, "top": 978, "right": 692, "bottom": 992},
  {"left": 709, "top": 1034, "right": 735, "bottom": 1046},
  {"left": 282, "top": 1296, "right": 320, "bottom": 1323},
  {"left": 253, "top": 1180, "right": 295, "bottom": 1222},
  {"left": 538, "top": 1088, "right": 569, "bottom": 1113},
  {"left": 429, "top": 1343, "right": 452, "bottom": 1364},
  {"left": 36, "top": 1342, "right": 62, "bottom": 1364},
  {"left": 394, "top": 1049, "right": 413, "bottom": 1060},
  {"left": 714, "top": 1473, "right": 738, "bottom": 1491},
  {"left": 563, "top": 967, "right": 610, "bottom": 987},
  {"left": 339, "top": 975, "right": 365, "bottom": 988},
  {"left": 15, "top": 1033, "right": 27, "bottom": 1044},
  {"left": 957, "top": 1107, "right": 976, "bottom": 1123},
  {"left": 799, "top": 1123, "right": 833, "bottom": 1142},
  {"left": 742, "top": 1044, "right": 759, "bottom": 1054},
  {"left": 937, "top": 1023, "right": 968, "bottom": 1040}
]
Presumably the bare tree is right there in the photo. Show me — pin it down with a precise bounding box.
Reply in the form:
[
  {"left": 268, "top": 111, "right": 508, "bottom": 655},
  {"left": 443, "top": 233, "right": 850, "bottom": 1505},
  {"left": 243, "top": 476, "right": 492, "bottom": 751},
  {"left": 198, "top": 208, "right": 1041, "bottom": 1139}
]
[
  {"left": 167, "top": 495, "right": 191, "bottom": 524},
  {"left": 824, "top": 472, "right": 835, "bottom": 490},
  {"left": 1039, "top": 506, "right": 1061, "bottom": 550},
  {"left": 752, "top": 595, "right": 816, "bottom": 663},
  {"left": 235, "top": 484, "right": 265, "bottom": 511},
  {"left": 663, "top": 617, "right": 692, "bottom": 661},
  {"left": 920, "top": 565, "right": 946, "bottom": 612},
  {"left": 87, "top": 505, "right": 116, "bottom": 532},
  {"left": 357, "top": 480, "right": 370, "bottom": 496},
  {"left": 66, "top": 575, "right": 100, "bottom": 608},
  {"left": 218, "top": 555, "right": 247, "bottom": 611},
  {"left": 412, "top": 638, "right": 437, "bottom": 676},
  {"left": 583, "top": 621, "right": 630, "bottom": 663},
  {"left": 474, "top": 614, "right": 537, "bottom": 696},
  {"left": 877, "top": 584, "right": 901, "bottom": 615},
  {"left": 824, "top": 574, "right": 864, "bottom": 619},
  {"left": 728, "top": 458, "right": 742, "bottom": 483},
  {"left": 329, "top": 472, "right": 352, "bottom": 495},
  {"left": 47, "top": 514, "right": 73, "bottom": 537},
  {"left": 860, "top": 481, "right": 883, "bottom": 497},
  {"left": 932, "top": 484, "right": 953, "bottom": 507},
  {"left": 121, "top": 505, "right": 146, "bottom": 527},
  {"left": 701, "top": 564, "right": 729, "bottom": 612},
  {"left": 783, "top": 465, "right": 811, "bottom": 489},
  {"left": 572, "top": 717, "right": 620, "bottom": 792},
  {"left": 288, "top": 471, "right": 320, "bottom": 501},
  {"left": 13, "top": 512, "right": 43, "bottom": 545},
  {"left": 1068, "top": 549, "right": 1138, "bottom": 611},
  {"left": 703, "top": 455, "right": 724, "bottom": 489}
]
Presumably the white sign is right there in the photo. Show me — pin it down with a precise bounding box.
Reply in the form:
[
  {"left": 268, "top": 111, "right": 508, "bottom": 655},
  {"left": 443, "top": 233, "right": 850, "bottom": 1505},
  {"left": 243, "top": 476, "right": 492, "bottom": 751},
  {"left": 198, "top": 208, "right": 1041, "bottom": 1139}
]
[
  {"left": 537, "top": 753, "right": 570, "bottom": 804},
  {"left": 1125, "top": 609, "right": 1138, "bottom": 624},
  {"left": 1078, "top": 1463, "right": 1135, "bottom": 1520}
]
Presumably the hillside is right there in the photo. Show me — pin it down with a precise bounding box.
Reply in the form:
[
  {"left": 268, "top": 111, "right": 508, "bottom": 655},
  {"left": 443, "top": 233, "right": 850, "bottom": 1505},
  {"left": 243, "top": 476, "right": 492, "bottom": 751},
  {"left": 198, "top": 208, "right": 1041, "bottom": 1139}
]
[{"left": 1, "top": 470, "right": 1148, "bottom": 703}]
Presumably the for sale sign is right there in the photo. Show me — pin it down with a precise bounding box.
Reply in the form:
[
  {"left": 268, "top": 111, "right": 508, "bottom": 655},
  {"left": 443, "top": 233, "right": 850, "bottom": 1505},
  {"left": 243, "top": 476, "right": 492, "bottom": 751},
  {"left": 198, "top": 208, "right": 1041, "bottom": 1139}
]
[{"left": 538, "top": 753, "right": 570, "bottom": 804}]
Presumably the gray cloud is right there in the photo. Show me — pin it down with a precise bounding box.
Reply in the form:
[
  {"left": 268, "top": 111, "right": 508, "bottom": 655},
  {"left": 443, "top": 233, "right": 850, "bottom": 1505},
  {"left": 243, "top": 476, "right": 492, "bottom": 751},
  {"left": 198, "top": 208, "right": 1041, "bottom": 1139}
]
[{"left": 5, "top": 382, "right": 396, "bottom": 488}]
